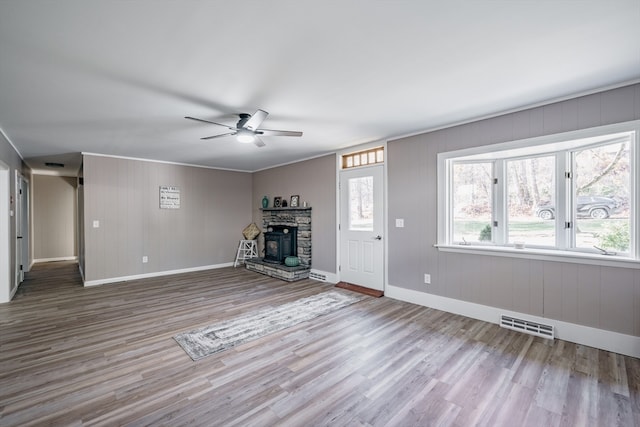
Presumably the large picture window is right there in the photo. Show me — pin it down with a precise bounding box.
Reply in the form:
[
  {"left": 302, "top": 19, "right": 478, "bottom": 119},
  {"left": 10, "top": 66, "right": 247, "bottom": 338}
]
[{"left": 438, "top": 121, "right": 638, "bottom": 261}]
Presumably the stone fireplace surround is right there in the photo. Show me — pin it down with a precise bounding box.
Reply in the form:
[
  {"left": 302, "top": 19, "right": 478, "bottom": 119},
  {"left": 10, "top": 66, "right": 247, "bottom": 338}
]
[{"left": 245, "top": 207, "right": 311, "bottom": 281}]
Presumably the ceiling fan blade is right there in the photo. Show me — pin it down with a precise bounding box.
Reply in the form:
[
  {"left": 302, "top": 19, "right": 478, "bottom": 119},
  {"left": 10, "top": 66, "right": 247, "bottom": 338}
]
[
  {"left": 201, "top": 132, "right": 236, "bottom": 140},
  {"left": 253, "top": 136, "right": 266, "bottom": 148},
  {"left": 243, "top": 109, "right": 268, "bottom": 131},
  {"left": 257, "top": 129, "right": 303, "bottom": 137},
  {"left": 185, "top": 116, "right": 236, "bottom": 131}
]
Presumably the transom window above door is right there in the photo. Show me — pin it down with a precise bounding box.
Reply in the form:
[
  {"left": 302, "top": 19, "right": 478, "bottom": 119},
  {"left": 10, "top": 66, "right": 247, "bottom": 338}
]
[{"left": 342, "top": 147, "right": 384, "bottom": 169}]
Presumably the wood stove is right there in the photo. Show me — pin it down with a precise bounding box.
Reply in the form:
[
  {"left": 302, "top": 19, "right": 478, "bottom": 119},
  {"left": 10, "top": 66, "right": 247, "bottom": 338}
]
[{"left": 264, "top": 225, "right": 298, "bottom": 264}]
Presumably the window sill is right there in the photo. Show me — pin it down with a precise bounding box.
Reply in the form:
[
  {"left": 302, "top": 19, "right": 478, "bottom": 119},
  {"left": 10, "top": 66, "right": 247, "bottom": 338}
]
[{"left": 435, "top": 244, "right": 640, "bottom": 269}]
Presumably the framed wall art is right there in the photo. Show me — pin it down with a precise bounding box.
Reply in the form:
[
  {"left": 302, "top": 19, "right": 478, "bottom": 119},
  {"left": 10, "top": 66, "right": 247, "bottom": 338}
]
[{"left": 159, "top": 186, "right": 180, "bottom": 209}]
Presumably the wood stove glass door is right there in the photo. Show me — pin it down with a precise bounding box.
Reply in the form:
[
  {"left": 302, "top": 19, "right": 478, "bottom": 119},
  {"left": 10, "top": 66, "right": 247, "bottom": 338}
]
[{"left": 339, "top": 164, "right": 384, "bottom": 291}]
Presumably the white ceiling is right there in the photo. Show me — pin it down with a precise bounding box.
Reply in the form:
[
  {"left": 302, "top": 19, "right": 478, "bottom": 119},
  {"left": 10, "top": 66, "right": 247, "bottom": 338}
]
[{"left": 1, "top": 1, "right": 639, "bottom": 174}]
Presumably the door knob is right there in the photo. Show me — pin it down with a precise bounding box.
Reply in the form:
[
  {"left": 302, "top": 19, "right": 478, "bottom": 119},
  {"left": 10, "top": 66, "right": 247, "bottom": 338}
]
[{"left": 373, "top": 235, "right": 382, "bottom": 240}]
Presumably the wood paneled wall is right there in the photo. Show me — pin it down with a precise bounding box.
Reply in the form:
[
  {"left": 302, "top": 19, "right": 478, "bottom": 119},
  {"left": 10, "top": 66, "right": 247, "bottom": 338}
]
[
  {"left": 82, "top": 155, "right": 252, "bottom": 283},
  {"left": 252, "top": 154, "right": 337, "bottom": 273},
  {"left": 387, "top": 83, "right": 640, "bottom": 337}
]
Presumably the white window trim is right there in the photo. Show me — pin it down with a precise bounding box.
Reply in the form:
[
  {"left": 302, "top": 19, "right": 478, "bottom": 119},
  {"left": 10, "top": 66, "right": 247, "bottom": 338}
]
[{"left": 437, "top": 120, "right": 640, "bottom": 268}]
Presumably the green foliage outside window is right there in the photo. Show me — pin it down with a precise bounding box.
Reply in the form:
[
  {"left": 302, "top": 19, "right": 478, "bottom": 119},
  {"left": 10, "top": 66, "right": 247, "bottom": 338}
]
[
  {"left": 479, "top": 224, "right": 492, "bottom": 241},
  {"left": 597, "top": 222, "right": 630, "bottom": 251}
]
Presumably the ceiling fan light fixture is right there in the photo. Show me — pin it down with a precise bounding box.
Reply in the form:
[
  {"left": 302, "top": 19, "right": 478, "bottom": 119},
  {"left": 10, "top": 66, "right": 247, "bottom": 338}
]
[
  {"left": 186, "top": 109, "right": 302, "bottom": 147},
  {"left": 236, "top": 129, "right": 255, "bottom": 144}
]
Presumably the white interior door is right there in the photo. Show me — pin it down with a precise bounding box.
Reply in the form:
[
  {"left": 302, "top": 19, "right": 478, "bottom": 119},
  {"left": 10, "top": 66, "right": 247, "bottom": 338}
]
[{"left": 340, "top": 165, "right": 384, "bottom": 291}]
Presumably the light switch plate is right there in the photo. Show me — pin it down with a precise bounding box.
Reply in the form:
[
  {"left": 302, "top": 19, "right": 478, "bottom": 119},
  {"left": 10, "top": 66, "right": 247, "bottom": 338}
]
[
  {"left": 395, "top": 218, "right": 404, "bottom": 228},
  {"left": 93, "top": 220, "right": 100, "bottom": 228}
]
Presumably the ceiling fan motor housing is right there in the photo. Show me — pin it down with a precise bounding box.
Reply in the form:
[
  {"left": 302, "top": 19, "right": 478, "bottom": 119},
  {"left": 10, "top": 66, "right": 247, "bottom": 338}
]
[{"left": 237, "top": 113, "right": 251, "bottom": 128}]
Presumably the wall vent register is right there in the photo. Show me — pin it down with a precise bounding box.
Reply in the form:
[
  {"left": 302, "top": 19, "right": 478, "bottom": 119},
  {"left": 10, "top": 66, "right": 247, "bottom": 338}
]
[{"left": 500, "top": 315, "right": 555, "bottom": 339}]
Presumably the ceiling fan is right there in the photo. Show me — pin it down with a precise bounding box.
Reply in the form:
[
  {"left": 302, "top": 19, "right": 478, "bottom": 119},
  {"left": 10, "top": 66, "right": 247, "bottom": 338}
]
[{"left": 185, "top": 109, "right": 303, "bottom": 147}]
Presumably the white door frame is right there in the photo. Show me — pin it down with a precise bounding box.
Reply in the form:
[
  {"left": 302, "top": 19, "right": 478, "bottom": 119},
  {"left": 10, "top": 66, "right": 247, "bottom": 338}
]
[
  {"left": 336, "top": 141, "right": 388, "bottom": 290},
  {"left": 0, "top": 161, "right": 10, "bottom": 303},
  {"left": 15, "top": 171, "right": 28, "bottom": 285},
  {"left": 20, "top": 175, "right": 29, "bottom": 273}
]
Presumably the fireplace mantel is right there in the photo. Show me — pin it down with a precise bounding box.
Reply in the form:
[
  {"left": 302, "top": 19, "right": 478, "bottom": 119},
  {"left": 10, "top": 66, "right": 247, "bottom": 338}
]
[{"left": 260, "top": 207, "right": 312, "bottom": 212}]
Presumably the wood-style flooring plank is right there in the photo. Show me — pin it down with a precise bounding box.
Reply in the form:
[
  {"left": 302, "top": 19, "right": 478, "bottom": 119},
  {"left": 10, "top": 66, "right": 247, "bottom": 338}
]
[{"left": 0, "top": 261, "right": 639, "bottom": 426}]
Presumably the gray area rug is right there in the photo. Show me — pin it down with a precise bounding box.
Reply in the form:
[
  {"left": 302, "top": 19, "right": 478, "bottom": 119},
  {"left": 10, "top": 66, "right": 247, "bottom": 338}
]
[{"left": 174, "top": 290, "right": 363, "bottom": 361}]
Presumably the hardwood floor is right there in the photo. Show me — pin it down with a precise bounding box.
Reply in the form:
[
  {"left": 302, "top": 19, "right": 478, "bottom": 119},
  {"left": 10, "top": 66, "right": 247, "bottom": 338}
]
[{"left": 0, "top": 262, "right": 638, "bottom": 426}]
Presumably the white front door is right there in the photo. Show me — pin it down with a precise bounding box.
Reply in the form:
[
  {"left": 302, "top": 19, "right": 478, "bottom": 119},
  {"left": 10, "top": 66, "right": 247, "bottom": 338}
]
[{"left": 339, "top": 165, "right": 384, "bottom": 291}]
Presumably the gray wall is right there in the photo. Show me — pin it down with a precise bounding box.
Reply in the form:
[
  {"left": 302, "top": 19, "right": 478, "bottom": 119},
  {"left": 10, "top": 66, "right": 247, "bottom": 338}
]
[
  {"left": 82, "top": 155, "right": 252, "bottom": 282},
  {"left": 387, "top": 83, "right": 640, "bottom": 337},
  {"left": 32, "top": 175, "right": 77, "bottom": 260},
  {"left": 252, "top": 154, "right": 337, "bottom": 273}
]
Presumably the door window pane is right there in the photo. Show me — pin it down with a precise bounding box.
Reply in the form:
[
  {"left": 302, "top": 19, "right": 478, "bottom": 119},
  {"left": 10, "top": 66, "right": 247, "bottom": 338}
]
[
  {"left": 349, "top": 176, "right": 374, "bottom": 231},
  {"left": 574, "top": 142, "right": 630, "bottom": 252},
  {"left": 507, "top": 156, "right": 555, "bottom": 246},
  {"left": 451, "top": 162, "right": 493, "bottom": 243}
]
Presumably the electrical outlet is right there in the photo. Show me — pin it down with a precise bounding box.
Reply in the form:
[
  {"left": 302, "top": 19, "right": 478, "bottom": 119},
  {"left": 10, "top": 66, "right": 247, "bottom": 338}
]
[
  {"left": 424, "top": 273, "right": 431, "bottom": 284},
  {"left": 142, "top": 256, "right": 148, "bottom": 263}
]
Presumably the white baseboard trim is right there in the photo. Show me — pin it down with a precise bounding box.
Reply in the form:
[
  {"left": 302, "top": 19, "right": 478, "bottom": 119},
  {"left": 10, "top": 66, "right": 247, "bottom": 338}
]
[
  {"left": 309, "top": 269, "right": 339, "bottom": 284},
  {"left": 83, "top": 262, "right": 234, "bottom": 287},
  {"left": 386, "top": 284, "right": 640, "bottom": 359},
  {"left": 34, "top": 256, "right": 78, "bottom": 263}
]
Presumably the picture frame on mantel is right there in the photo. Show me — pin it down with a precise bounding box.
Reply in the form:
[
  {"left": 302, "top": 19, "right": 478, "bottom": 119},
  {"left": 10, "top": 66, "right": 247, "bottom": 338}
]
[
  {"left": 290, "top": 195, "right": 300, "bottom": 208},
  {"left": 273, "top": 196, "right": 282, "bottom": 208}
]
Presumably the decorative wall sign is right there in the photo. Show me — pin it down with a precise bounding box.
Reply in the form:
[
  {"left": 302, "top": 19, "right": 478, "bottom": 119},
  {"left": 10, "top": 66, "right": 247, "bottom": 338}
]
[
  {"left": 273, "top": 196, "right": 282, "bottom": 208},
  {"left": 160, "top": 186, "right": 180, "bottom": 209}
]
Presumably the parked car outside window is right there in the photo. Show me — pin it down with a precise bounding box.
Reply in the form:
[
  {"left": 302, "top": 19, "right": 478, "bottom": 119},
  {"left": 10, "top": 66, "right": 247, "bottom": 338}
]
[{"left": 535, "top": 196, "right": 620, "bottom": 220}]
